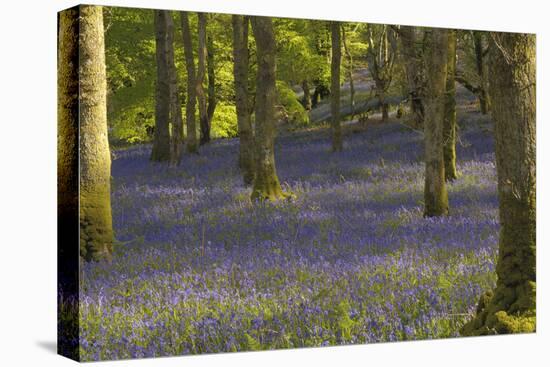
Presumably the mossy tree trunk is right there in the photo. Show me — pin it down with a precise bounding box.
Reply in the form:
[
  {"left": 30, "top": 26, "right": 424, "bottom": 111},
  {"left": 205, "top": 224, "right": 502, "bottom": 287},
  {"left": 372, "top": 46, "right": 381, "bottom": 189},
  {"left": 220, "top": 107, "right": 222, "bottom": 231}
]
[
  {"left": 399, "top": 26, "right": 424, "bottom": 128},
  {"left": 151, "top": 10, "right": 171, "bottom": 162},
  {"left": 197, "top": 13, "right": 210, "bottom": 145},
  {"left": 207, "top": 33, "right": 217, "bottom": 125},
  {"left": 165, "top": 11, "right": 183, "bottom": 166},
  {"left": 443, "top": 30, "right": 458, "bottom": 181},
  {"left": 58, "top": 5, "right": 80, "bottom": 267},
  {"left": 250, "top": 16, "right": 286, "bottom": 201},
  {"left": 330, "top": 21, "right": 343, "bottom": 152},
  {"left": 75, "top": 5, "right": 114, "bottom": 261},
  {"left": 461, "top": 32, "right": 536, "bottom": 335},
  {"left": 58, "top": 7, "right": 81, "bottom": 359},
  {"left": 232, "top": 15, "right": 255, "bottom": 185},
  {"left": 423, "top": 28, "right": 449, "bottom": 217},
  {"left": 180, "top": 11, "right": 198, "bottom": 153}
]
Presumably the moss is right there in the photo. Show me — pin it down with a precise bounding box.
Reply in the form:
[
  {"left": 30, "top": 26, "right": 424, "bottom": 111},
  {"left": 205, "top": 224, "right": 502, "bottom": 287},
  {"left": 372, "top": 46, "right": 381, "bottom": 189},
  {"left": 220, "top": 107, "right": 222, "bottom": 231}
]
[
  {"left": 80, "top": 189, "right": 114, "bottom": 262},
  {"left": 250, "top": 173, "right": 291, "bottom": 202},
  {"left": 276, "top": 81, "right": 309, "bottom": 126},
  {"left": 462, "top": 279, "right": 536, "bottom": 335},
  {"left": 492, "top": 311, "right": 535, "bottom": 333}
]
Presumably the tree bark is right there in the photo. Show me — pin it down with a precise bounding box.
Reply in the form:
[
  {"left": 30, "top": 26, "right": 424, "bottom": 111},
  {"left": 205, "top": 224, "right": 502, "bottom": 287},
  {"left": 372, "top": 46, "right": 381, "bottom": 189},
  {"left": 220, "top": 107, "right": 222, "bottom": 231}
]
[
  {"left": 180, "top": 12, "right": 198, "bottom": 153},
  {"left": 473, "top": 31, "right": 490, "bottom": 114},
  {"left": 67, "top": 5, "right": 114, "bottom": 261},
  {"left": 151, "top": 10, "right": 171, "bottom": 162},
  {"left": 232, "top": 15, "right": 255, "bottom": 185},
  {"left": 443, "top": 30, "right": 458, "bottom": 181},
  {"left": 207, "top": 33, "right": 217, "bottom": 125},
  {"left": 423, "top": 28, "right": 449, "bottom": 217},
  {"left": 330, "top": 21, "right": 343, "bottom": 152},
  {"left": 376, "top": 82, "right": 389, "bottom": 121},
  {"left": 250, "top": 16, "right": 286, "bottom": 201},
  {"left": 58, "top": 7, "right": 82, "bottom": 358},
  {"left": 197, "top": 13, "right": 210, "bottom": 145},
  {"left": 462, "top": 32, "right": 536, "bottom": 335},
  {"left": 366, "top": 25, "right": 395, "bottom": 123},
  {"left": 399, "top": 26, "right": 424, "bottom": 128},
  {"left": 312, "top": 85, "right": 320, "bottom": 108},
  {"left": 342, "top": 24, "right": 355, "bottom": 119},
  {"left": 165, "top": 11, "right": 183, "bottom": 165}
]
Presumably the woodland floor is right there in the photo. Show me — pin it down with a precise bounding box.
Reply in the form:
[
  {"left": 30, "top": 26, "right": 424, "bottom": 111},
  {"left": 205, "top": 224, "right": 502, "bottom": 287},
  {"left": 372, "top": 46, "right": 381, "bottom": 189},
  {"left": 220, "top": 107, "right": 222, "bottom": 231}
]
[{"left": 78, "top": 88, "right": 498, "bottom": 361}]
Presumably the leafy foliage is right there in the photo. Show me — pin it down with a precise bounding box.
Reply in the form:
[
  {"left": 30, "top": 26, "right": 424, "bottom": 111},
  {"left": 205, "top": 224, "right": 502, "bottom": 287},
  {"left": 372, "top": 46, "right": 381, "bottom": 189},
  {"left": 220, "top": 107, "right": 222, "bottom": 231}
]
[
  {"left": 211, "top": 103, "right": 238, "bottom": 138},
  {"left": 276, "top": 81, "right": 309, "bottom": 126},
  {"left": 104, "top": 7, "right": 157, "bottom": 143},
  {"left": 275, "top": 19, "right": 330, "bottom": 86}
]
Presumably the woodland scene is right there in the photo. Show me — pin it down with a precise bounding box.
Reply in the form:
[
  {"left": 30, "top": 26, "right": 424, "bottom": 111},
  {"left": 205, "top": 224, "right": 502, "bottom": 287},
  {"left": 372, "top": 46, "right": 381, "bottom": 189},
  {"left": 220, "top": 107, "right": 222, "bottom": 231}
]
[{"left": 57, "top": 5, "right": 536, "bottom": 361}]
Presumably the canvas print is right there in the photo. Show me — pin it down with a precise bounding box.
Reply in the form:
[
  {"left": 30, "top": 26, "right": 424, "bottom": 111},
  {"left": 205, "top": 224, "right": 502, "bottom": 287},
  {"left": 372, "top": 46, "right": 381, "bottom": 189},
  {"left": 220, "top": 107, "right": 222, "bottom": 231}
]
[{"left": 57, "top": 4, "right": 536, "bottom": 362}]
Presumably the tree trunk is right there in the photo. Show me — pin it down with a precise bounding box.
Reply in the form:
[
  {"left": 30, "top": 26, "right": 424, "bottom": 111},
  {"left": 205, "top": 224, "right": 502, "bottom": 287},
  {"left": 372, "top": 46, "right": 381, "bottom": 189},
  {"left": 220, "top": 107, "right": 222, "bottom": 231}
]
[
  {"left": 312, "top": 85, "right": 320, "bottom": 108},
  {"left": 180, "top": 11, "right": 198, "bottom": 153},
  {"left": 443, "top": 30, "right": 458, "bottom": 181},
  {"left": 342, "top": 24, "right": 355, "bottom": 119},
  {"left": 151, "top": 10, "right": 171, "bottom": 162},
  {"left": 250, "top": 16, "right": 286, "bottom": 201},
  {"left": 197, "top": 13, "right": 210, "bottom": 145},
  {"left": 400, "top": 26, "right": 424, "bottom": 128},
  {"left": 377, "top": 85, "right": 389, "bottom": 121},
  {"left": 366, "top": 25, "right": 396, "bottom": 124},
  {"left": 462, "top": 32, "right": 536, "bottom": 336},
  {"left": 58, "top": 8, "right": 81, "bottom": 358},
  {"left": 64, "top": 5, "right": 114, "bottom": 261},
  {"left": 381, "top": 103, "right": 389, "bottom": 120},
  {"left": 473, "top": 31, "right": 490, "bottom": 114},
  {"left": 207, "top": 34, "right": 217, "bottom": 125},
  {"left": 423, "top": 28, "right": 449, "bottom": 217},
  {"left": 330, "top": 21, "right": 343, "bottom": 152},
  {"left": 165, "top": 11, "right": 183, "bottom": 166},
  {"left": 232, "top": 15, "right": 255, "bottom": 185},
  {"left": 373, "top": 78, "right": 389, "bottom": 122},
  {"left": 302, "top": 79, "right": 312, "bottom": 111}
]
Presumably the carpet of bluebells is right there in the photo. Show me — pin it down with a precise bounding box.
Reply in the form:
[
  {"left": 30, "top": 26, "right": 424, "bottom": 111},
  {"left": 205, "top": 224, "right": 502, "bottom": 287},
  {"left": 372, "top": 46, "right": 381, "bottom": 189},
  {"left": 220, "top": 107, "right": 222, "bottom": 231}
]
[{"left": 78, "top": 120, "right": 498, "bottom": 361}]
